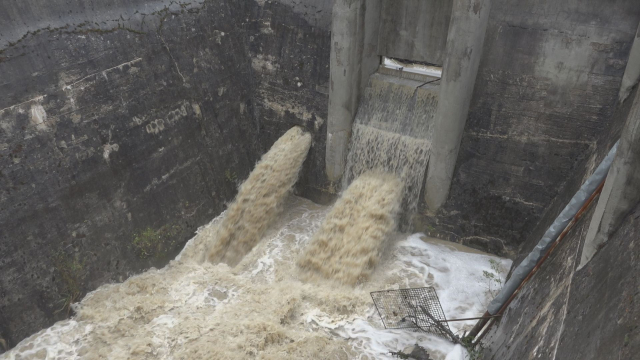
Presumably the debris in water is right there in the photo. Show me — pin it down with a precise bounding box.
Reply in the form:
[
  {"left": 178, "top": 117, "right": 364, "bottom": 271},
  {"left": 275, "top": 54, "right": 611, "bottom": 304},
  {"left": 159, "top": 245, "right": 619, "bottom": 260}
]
[
  {"left": 391, "top": 344, "right": 432, "bottom": 359},
  {"left": 370, "top": 287, "right": 454, "bottom": 341}
]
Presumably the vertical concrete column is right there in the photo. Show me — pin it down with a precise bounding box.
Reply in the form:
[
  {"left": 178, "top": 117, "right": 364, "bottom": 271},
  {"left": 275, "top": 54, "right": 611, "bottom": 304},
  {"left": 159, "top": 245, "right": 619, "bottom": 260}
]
[
  {"left": 326, "top": 0, "right": 366, "bottom": 182},
  {"left": 424, "top": 0, "right": 491, "bottom": 211},
  {"left": 619, "top": 24, "right": 640, "bottom": 103},
  {"left": 360, "top": 0, "right": 382, "bottom": 98},
  {"left": 579, "top": 89, "right": 640, "bottom": 268}
]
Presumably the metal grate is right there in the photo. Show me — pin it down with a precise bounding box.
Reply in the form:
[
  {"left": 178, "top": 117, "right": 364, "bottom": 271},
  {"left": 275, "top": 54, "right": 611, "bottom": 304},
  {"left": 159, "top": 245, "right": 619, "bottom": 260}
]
[{"left": 371, "top": 287, "right": 453, "bottom": 340}]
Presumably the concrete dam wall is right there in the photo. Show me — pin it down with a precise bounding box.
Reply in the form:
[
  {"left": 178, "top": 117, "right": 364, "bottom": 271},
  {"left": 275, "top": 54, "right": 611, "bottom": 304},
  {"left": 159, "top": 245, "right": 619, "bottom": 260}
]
[
  {"left": 1, "top": 0, "right": 640, "bottom": 358},
  {"left": 326, "top": 0, "right": 640, "bottom": 257}
]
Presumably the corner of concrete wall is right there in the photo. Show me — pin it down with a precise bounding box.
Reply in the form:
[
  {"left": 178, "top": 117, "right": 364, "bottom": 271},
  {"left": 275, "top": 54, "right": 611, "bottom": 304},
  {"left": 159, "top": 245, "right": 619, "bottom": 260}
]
[{"left": 580, "top": 83, "right": 640, "bottom": 268}]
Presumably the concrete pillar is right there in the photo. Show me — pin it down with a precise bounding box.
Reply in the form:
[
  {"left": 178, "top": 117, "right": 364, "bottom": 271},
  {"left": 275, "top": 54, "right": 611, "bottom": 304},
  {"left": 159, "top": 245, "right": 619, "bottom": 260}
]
[
  {"left": 360, "top": 0, "right": 381, "bottom": 99},
  {"left": 619, "top": 24, "right": 640, "bottom": 103},
  {"left": 326, "top": 0, "right": 366, "bottom": 182},
  {"left": 326, "top": 0, "right": 380, "bottom": 183},
  {"left": 424, "top": 0, "right": 491, "bottom": 211},
  {"left": 579, "top": 88, "right": 640, "bottom": 269}
]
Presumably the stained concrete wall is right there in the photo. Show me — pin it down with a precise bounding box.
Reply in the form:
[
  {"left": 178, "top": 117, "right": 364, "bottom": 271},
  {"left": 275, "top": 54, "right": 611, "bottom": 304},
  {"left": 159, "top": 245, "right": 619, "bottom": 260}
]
[
  {"left": 482, "top": 148, "right": 640, "bottom": 360},
  {"left": 325, "top": 0, "right": 380, "bottom": 183},
  {"left": 419, "top": 0, "right": 640, "bottom": 256},
  {"left": 377, "top": 0, "right": 452, "bottom": 65},
  {"left": 0, "top": 0, "right": 334, "bottom": 348},
  {"left": 479, "top": 83, "right": 636, "bottom": 358},
  {"left": 553, "top": 203, "right": 640, "bottom": 360},
  {"left": 325, "top": 0, "right": 365, "bottom": 182}
]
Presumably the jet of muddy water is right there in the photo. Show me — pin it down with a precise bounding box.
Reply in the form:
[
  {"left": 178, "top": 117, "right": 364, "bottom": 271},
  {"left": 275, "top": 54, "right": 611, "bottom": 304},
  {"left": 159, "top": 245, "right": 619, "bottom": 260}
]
[
  {"left": 298, "top": 171, "right": 403, "bottom": 285},
  {"left": 203, "top": 126, "right": 311, "bottom": 266}
]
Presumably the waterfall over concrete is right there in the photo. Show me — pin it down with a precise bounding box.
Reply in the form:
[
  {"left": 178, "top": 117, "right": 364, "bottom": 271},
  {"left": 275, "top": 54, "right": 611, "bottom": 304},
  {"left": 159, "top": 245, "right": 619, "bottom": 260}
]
[
  {"left": 298, "top": 171, "right": 403, "bottom": 285},
  {"left": 343, "top": 73, "right": 439, "bottom": 215}
]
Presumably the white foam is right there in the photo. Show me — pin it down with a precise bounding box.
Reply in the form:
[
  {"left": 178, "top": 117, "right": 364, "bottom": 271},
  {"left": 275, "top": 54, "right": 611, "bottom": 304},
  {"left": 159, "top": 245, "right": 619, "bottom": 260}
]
[
  {"left": 303, "top": 233, "right": 511, "bottom": 359},
  {"left": 392, "top": 235, "right": 512, "bottom": 335}
]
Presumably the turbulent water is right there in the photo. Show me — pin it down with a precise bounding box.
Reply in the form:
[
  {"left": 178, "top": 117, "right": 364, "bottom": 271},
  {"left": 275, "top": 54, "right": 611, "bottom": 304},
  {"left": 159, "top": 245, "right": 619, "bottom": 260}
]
[
  {"left": 205, "top": 126, "right": 312, "bottom": 266},
  {"left": 3, "top": 198, "right": 510, "bottom": 360},
  {"left": 299, "top": 172, "right": 402, "bottom": 285},
  {"left": 3, "top": 126, "right": 511, "bottom": 360}
]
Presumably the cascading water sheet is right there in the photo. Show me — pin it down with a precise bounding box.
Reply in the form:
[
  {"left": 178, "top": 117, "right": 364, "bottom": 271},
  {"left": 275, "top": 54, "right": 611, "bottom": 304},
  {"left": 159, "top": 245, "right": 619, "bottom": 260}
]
[{"left": 343, "top": 73, "right": 439, "bottom": 216}]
